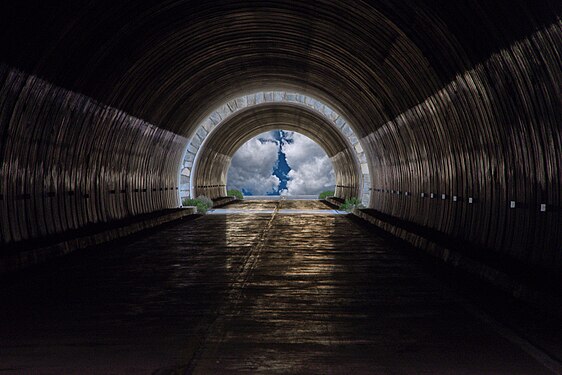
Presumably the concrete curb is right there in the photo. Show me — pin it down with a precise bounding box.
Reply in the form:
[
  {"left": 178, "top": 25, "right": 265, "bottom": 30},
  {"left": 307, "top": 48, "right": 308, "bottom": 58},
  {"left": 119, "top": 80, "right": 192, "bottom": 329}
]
[
  {"left": 324, "top": 197, "right": 344, "bottom": 208},
  {"left": 212, "top": 196, "right": 239, "bottom": 208},
  {"left": 0, "top": 208, "right": 197, "bottom": 274},
  {"left": 352, "top": 208, "right": 562, "bottom": 316}
]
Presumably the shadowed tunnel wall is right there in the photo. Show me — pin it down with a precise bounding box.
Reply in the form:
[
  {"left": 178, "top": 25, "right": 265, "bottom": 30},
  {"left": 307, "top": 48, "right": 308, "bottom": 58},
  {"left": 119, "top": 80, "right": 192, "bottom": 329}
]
[
  {"left": 0, "top": 1, "right": 561, "bottom": 276},
  {"left": 0, "top": 66, "right": 187, "bottom": 245},
  {"left": 365, "top": 23, "right": 562, "bottom": 268}
]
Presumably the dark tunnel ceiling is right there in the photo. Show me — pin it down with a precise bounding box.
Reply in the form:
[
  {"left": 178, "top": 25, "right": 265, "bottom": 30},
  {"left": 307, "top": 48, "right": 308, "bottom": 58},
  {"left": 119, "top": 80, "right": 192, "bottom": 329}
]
[{"left": 2, "top": 0, "right": 560, "bottom": 138}]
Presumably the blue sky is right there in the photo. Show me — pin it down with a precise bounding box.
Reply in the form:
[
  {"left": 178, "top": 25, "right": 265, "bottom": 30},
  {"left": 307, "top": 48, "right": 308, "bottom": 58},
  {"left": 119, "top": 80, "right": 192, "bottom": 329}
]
[{"left": 227, "top": 130, "right": 335, "bottom": 196}]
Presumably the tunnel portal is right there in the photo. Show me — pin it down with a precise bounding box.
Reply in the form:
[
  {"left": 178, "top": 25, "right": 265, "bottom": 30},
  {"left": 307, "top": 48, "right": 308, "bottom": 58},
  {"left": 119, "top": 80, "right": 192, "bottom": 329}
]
[
  {"left": 190, "top": 102, "right": 364, "bottom": 203},
  {"left": 180, "top": 91, "right": 371, "bottom": 205}
]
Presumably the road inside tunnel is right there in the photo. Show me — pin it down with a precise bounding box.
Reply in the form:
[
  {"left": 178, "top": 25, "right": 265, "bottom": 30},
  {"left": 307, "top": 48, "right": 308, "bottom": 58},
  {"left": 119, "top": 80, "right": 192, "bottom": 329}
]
[{"left": 0, "top": 200, "right": 558, "bottom": 374}]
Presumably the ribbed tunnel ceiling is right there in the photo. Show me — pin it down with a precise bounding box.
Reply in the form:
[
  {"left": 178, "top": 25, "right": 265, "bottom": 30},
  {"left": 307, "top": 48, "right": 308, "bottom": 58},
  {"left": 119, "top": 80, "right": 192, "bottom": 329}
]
[
  {"left": 3, "top": 0, "right": 559, "bottom": 138},
  {"left": 200, "top": 104, "right": 353, "bottom": 157}
]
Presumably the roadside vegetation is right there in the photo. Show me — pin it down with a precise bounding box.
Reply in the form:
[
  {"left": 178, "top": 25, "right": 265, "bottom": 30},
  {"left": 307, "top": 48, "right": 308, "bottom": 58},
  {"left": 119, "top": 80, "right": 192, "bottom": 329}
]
[
  {"left": 227, "top": 189, "right": 244, "bottom": 200},
  {"left": 182, "top": 195, "right": 214, "bottom": 214},
  {"left": 339, "top": 197, "right": 363, "bottom": 212},
  {"left": 318, "top": 191, "right": 334, "bottom": 199}
]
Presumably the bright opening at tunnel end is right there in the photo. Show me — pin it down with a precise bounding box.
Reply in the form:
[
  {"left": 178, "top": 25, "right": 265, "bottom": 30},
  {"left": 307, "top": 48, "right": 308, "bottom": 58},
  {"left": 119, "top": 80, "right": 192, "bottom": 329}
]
[{"left": 227, "top": 130, "right": 336, "bottom": 197}]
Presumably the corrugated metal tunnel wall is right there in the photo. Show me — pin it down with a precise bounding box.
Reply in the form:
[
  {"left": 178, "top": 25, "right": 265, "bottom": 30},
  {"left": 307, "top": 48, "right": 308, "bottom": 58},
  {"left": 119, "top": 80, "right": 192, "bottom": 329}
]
[
  {"left": 364, "top": 23, "right": 562, "bottom": 268},
  {"left": 0, "top": 1, "right": 560, "bottom": 274},
  {"left": 0, "top": 66, "right": 187, "bottom": 245}
]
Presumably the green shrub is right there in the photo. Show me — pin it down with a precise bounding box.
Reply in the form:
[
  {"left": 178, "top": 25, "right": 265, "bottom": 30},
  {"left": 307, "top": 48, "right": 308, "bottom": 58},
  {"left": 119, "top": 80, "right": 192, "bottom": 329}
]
[
  {"left": 318, "top": 191, "right": 334, "bottom": 199},
  {"left": 227, "top": 189, "right": 244, "bottom": 200},
  {"left": 339, "top": 197, "right": 363, "bottom": 212},
  {"left": 196, "top": 195, "right": 213, "bottom": 209},
  {"left": 182, "top": 196, "right": 213, "bottom": 214}
]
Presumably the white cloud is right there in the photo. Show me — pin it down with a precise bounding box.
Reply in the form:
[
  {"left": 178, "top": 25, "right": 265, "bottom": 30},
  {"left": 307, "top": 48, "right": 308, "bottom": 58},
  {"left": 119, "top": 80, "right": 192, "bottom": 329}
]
[
  {"left": 227, "top": 130, "right": 335, "bottom": 196},
  {"left": 227, "top": 135, "right": 280, "bottom": 195},
  {"left": 283, "top": 133, "right": 335, "bottom": 195}
]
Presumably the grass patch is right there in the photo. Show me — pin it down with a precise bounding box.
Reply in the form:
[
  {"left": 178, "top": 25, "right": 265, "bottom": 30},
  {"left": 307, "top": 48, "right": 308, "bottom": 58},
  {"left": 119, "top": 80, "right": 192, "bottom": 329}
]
[
  {"left": 182, "top": 195, "right": 213, "bottom": 214},
  {"left": 318, "top": 191, "right": 334, "bottom": 199},
  {"left": 227, "top": 189, "right": 244, "bottom": 200},
  {"left": 339, "top": 197, "right": 363, "bottom": 212}
]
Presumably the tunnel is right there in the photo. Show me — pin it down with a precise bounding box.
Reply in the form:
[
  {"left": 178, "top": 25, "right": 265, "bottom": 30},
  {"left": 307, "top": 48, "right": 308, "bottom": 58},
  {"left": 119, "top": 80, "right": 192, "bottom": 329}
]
[
  {"left": 1, "top": 0, "right": 561, "bottom": 373},
  {"left": 191, "top": 102, "right": 362, "bottom": 201}
]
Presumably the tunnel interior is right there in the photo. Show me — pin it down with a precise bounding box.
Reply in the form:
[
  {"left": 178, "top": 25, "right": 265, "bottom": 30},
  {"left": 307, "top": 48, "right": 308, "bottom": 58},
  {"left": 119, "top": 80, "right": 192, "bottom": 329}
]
[
  {"left": 0, "top": 1, "right": 561, "bottom": 289},
  {"left": 1, "top": 0, "right": 562, "bottom": 372}
]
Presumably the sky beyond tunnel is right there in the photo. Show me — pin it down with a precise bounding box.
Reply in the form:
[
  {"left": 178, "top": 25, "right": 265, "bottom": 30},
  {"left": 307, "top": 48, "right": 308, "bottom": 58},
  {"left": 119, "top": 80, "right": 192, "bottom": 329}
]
[{"left": 227, "top": 131, "right": 335, "bottom": 196}]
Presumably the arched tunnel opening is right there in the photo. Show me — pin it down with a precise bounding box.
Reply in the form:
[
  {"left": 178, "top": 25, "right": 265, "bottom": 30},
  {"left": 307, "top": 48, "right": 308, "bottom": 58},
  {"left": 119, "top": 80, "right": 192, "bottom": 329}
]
[
  {"left": 225, "top": 129, "right": 337, "bottom": 198},
  {"left": 0, "top": 1, "right": 561, "bottom": 373},
  {"left": 180, "top": 91, "right": 371, "bottom": 205},
  {"left": 189, "top": 101, "right": 364, "bottom": 202}
]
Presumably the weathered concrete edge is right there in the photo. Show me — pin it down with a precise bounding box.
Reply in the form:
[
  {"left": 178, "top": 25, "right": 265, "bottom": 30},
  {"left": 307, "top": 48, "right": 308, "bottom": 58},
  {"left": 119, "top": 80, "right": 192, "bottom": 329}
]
[
  {"left": 324, "top": 197, "right": 343, "bottom": 208},
  {"left": 212, "top": 196, "right": 239, "bottom": 208},
  {"left": 0, "top": 208, "right": 197, "bottom": 274},
  {"left": 352, "top": 208, "right": 562, "bottom": 315}
]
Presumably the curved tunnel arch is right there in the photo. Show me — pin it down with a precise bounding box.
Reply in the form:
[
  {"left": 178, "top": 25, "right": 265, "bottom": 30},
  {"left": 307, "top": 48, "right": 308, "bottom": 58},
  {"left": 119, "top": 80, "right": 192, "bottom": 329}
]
[
  {"left": 181, "top": 91, "right": 371, "bottom": 204},
  {"left": 191, "top": 103, "right": 362, "bottom": 200},
  {"left": 0, "top": 0, "right": 560, "bottom": 275}
]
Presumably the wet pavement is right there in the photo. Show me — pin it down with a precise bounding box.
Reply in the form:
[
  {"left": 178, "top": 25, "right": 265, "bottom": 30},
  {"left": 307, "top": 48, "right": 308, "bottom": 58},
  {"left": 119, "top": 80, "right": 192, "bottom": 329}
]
[{"left": 0, "top": 200, "right": 557, "bottom": 374}]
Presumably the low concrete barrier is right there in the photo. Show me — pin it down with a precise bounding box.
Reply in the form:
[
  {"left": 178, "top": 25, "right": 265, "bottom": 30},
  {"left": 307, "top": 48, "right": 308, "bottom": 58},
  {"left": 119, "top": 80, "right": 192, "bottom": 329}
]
[
  {"left": 0, "top": 208, "right": 197, "bottom": 274},
  {"left": 352, "top": 208, "right": 562, "bottom": 316},
  {"left": 212, "top": 196, "right": 238, "bottom": 208}
]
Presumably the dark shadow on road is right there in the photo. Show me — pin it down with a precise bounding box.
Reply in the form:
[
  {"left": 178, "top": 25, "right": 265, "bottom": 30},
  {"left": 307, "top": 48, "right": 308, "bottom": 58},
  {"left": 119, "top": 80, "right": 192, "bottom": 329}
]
[{"left": 0, "top": 200, "right": 558, "bottom": 374}]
